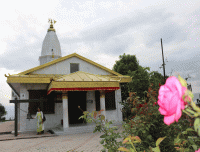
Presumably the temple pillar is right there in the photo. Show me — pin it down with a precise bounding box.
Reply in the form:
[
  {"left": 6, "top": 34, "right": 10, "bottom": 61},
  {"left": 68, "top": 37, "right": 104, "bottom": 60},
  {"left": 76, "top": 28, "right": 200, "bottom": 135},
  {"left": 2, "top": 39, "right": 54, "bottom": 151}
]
[
  {"left": 100, "top": 90, "right": 106, "bottom": 125},
  {"left": 62, "top": 92, "right": 69, "bottom": 130}
]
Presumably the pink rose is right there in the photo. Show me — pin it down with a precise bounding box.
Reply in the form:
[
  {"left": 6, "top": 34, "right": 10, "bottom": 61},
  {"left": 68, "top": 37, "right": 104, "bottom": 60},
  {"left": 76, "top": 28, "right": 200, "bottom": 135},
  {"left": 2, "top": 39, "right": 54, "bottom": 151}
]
[
  {"left": 195, "top": 148, "right": 200, "bottom": 152},
  {"left": 157, "top": 76, "right": 187, "bottom": 125}
]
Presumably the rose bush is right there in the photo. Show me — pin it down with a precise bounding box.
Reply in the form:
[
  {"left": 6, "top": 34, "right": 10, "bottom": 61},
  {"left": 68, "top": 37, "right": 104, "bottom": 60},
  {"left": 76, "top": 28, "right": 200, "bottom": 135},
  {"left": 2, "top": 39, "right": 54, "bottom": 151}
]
[
  {"left": 118, "top": 75, "right": 200, "bottom": 152},
  {"left": 78, "top": 75, "right": 200, "bottom": 152}
]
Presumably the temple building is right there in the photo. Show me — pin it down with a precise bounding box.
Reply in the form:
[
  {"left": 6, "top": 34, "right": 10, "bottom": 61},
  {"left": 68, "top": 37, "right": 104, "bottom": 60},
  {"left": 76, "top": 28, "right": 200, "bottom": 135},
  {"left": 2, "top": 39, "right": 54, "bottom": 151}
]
[{"left": 5, "top": 19, "right": 132, "bottom": 134}]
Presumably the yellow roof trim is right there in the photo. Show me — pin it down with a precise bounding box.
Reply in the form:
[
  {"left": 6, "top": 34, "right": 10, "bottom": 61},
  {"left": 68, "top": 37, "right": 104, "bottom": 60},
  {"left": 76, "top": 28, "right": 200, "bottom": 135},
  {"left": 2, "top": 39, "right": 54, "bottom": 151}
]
[
  {"left": 6, "top": 71, "right": 132, "bottom": 84},
  {"left": 49, "top": 81, "right": 119, "bottom": 88},
  {"left": 18, "top": 53, "right": 123, "bottom": 76},
  {"left": 7, "top": 77, "right": 50, "bottom": 83}
]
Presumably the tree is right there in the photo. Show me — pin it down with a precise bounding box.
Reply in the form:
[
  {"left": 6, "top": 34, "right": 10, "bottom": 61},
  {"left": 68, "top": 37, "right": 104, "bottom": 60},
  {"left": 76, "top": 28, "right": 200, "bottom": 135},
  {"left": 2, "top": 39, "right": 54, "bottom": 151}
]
[
  {"left": 113, "top": 54, "right": 151, "bottom": 121},
  {"left": 112, "top": 53, "right": 139, "bottom": 101},
  {"left": 149, "top": 71, "right": 165, "bottom": 89},
  {"left": 113, "top": 53, "right": 139, "bottom": 75},
  {"left": 127, "top": 65, "right": 151, "bottom": 99},
  {"left": 112, "top": 53, "right": 170, "bottom": 120},
  {"left": 0, "top": 104, "right": 7, "bottom": 121}
]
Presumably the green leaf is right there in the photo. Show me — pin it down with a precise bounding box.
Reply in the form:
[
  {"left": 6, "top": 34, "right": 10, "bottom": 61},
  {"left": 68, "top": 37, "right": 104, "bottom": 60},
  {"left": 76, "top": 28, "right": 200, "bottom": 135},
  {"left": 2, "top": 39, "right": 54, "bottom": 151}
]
[
  {"left": 101, "top": 115, "right": 105, "bottom": 121},
  {"left": 188, "top": 138, "right": 196, "bottom": 146},
  {"left": 78, "top": 116, "right": 83, "bottom": 120},
  {"left": 100, "top": 134, "right": 107, "bottom": 138},
  {"left": 151, "top": 146, "right": 160, "bottom": 152},
  {"left": 117, "top": 147, "right": 130, "bottom": 152},
  {"left": 142, "top": 130, "right": 146, "bottom": 134},
  {"left": 182, "top": 131, "right": 187, "bottom": 135},
  {"left": 91, "top": 112, "right": 94, "bottom": 118},
  {"left": 112, "top": 126, "right": 118, "bottom": 130},
  {"left": 100, "top": 139, "right": 104, "bottom": 144},
  {"left": 83, "top": 111, "right": 89, "bottom": 115},
  {"left": 130, "top": 147, "right": 136, "bottom": 152},
  {"left": 108, "top": 149, "right": 114, "bottom": 152},
  {"left": 191, "top": 145, "right": 198, "bottom": 151},
  {"left": 186, "top": 128, "right": 194, "bottom": 132},
  {"left": 147, "top": 135, "right": 152, "bottom": 140},
  {"left": 198, "top": 127, "right": 200, "bottom": 136},
  {"left": 188, "top": 90, "right": 194, "bottom": 100},
  {"left": 185, "top": 108, "right": 196, "bottom": 115},
  {"left": 194, "top": 118, "right": 200, "bottom": 132},
  {"left": 156, "top": 136, "right": 166, "bottom": 147},
  {"left": 174, "top": 137, "right": 181, "bottom": 145}
]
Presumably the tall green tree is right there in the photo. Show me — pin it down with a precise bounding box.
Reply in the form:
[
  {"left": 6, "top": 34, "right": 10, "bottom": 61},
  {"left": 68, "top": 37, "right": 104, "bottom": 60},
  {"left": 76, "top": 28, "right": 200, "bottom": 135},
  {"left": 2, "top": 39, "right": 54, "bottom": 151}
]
[
  {"left": 113, "top": 53, "right": 139, "bottom": 75},
  {"left": 112, "top": 53, "right": 139, "bottom": 101},
  {"left": 0, "top": 104, "right": 7, "bottom": 121},
  {"left": 127, "top": 65, "right": 151, "bottom": 99},
  {"left": 149, "top": 71, "right": 165, "bottom": 89}
]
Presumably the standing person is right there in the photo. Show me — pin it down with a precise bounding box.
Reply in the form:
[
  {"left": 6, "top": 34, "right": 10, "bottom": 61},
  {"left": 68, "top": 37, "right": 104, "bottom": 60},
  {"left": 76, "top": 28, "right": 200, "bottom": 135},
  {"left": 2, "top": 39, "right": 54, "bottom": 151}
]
[{"left": 33, "top": 107, "right": 44, "bottom": 135}]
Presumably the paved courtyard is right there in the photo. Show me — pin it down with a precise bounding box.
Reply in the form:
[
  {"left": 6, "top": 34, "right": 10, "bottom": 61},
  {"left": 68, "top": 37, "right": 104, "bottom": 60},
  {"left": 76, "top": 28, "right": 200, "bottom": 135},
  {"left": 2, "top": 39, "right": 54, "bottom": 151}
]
[{"left": 0, "top": 121, "right": 125, "bottom": 152}]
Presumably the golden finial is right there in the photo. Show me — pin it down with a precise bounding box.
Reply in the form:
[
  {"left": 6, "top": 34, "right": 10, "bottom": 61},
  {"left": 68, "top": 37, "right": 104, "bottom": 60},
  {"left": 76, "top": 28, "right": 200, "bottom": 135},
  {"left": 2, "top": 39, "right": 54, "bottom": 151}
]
[
  {"left": 48, "top": 18, "right": 56, "bottom": 32},
  {"left": 4, "top": 74, "right": 8, "bottom": 77}
]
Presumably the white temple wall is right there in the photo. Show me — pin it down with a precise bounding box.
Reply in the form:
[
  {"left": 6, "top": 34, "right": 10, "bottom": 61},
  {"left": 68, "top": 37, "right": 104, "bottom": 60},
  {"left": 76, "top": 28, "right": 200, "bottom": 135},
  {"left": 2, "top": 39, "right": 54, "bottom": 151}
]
[
  {"left": 105, "top": 88, "right": 123, "bottom": 125},
  {"left": 19, "top": 83, "right": 63, "bottom": 131},
  {"left": 26, "top": 103, "right": 63, "bottom": 131},
  {"left": 19, "top": 83, "right": 123, "bottom": 131},
  {"left": 19, "top": 84, "right": 29, "bottom": 132},
  {"left": 32, "top": 57, "right": 111, "bottom": 75}
]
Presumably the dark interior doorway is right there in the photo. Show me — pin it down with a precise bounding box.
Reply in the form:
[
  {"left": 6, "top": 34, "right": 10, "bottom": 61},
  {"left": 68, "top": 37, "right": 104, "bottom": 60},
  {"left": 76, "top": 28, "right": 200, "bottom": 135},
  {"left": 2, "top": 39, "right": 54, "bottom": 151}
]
[{"left": 68, "top": 91, "right": 87, "bottom": 124}]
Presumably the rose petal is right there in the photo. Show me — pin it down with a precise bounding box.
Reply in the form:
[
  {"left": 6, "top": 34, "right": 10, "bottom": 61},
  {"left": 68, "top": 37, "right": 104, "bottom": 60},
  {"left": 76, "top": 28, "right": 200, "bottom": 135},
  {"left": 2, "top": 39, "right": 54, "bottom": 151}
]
[{"left": 164, "top": 114, "right": 176, "bottom": 125}]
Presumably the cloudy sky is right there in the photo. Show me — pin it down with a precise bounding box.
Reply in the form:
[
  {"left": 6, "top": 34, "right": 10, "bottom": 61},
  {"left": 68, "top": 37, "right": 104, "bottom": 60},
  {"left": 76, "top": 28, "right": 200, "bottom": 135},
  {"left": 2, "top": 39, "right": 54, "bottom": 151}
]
[{"left": 1, "top": 0, "right": 200, "bottom": 119}]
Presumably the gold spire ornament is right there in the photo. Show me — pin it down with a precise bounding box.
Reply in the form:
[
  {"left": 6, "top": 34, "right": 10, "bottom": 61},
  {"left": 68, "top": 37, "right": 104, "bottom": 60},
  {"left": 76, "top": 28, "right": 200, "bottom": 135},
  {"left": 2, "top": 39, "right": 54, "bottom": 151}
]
[{"left": 48, "top": 19, "right": 56, "bottom": 32}]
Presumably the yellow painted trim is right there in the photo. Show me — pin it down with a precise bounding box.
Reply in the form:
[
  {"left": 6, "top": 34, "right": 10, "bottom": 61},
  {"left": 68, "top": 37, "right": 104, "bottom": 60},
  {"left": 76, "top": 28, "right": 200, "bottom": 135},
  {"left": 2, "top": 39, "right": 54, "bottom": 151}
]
[
  {"left": 119, "top": 77, "right": 132, "bottom": 83},
  {"left": 48, "top": 81, "right": 119, "bottom": 91},
  {"left": 18, "top": 53, "right": 123, "bottom": 76},
  {"left": 6, "top": 71, "right": 132, "bottom": 83},
  {"left": 7, "top": 77, "right": 50, "bottom": 83},
  {"left": 6, "top": 74, "right": 61, "bottom": 78}
]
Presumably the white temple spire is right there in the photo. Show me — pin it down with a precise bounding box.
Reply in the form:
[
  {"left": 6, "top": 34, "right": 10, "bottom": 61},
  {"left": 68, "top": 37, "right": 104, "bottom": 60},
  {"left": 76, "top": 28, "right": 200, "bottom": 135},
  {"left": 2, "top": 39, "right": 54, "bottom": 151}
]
[{"left": 39, "top": 19, "right": 62, "bottom": 65}]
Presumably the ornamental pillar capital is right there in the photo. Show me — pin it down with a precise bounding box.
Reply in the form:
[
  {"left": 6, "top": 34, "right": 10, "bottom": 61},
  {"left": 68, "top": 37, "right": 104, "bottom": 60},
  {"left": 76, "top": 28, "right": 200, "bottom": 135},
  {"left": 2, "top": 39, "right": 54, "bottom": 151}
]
[
  {"left": 62, "top": 91, "right": 68, "bottom": 99},
  {"left": 100, "top": 90, "right": 105, "bottom": 98}
]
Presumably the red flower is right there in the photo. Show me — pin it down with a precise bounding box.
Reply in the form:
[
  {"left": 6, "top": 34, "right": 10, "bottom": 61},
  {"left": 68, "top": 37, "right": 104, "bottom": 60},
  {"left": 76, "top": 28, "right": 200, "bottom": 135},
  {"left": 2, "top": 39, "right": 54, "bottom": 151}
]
[
  {"left": 153, "top": 102, "right": 157, "bottom": 107},
  {"left": 159, "top": 83, "right": 161, "bottom": 87},
  {"left": 131, "top": 116, "right": 135, "bottom": 119},
  {"left": 139, "top": 104, "right": 143, "bottom": 108}
]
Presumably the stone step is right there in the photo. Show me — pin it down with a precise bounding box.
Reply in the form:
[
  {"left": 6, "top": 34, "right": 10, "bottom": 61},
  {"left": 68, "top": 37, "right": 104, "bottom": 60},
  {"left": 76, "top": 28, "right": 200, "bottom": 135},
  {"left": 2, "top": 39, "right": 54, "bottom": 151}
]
[
  {"left": 53, "top": 125, "right": 96, "bottom": 135},
  {"left": 52, "top": 123, "right": 122, "bottom": 135}
]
